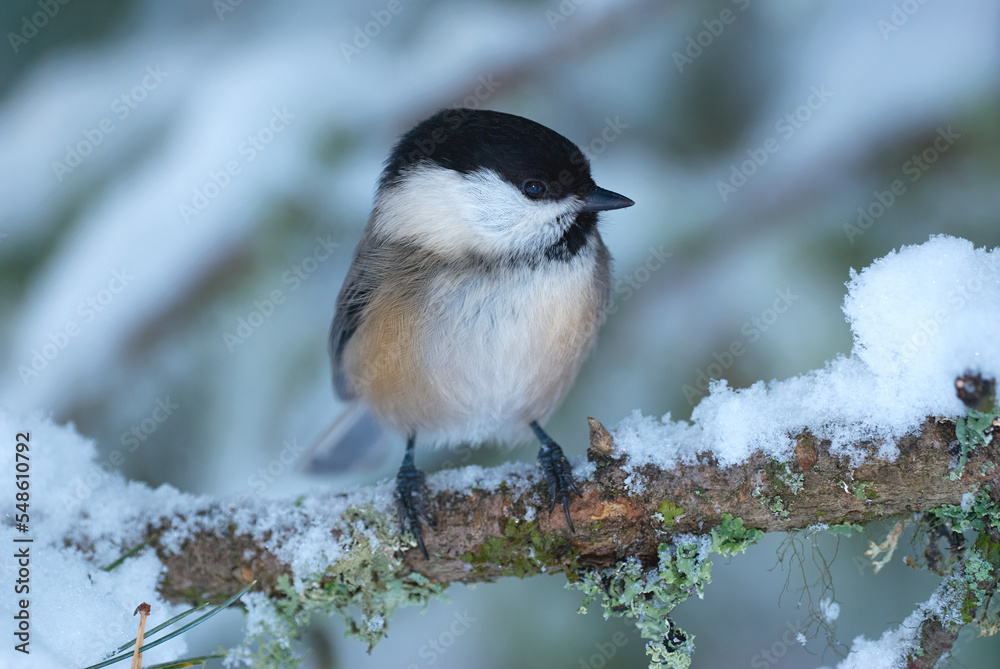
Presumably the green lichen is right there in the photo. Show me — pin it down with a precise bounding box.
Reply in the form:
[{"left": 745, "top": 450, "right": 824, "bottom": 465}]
[
  {"left": 770, "top": 460, "right": 805, "bottom": 494},
  {"left": 851, "top": 480, "right": 875, "bottom": 501},
  {"left": 836, "top": 477, "right": 876, "bottom": 502},
  {"left": 462, "top": 518, "right": 579, "bottom": 579},
  {"left": 961, "top": 547, "right": 995, "bottom": 623},
  {"left": 710, "top": 513, "right": 765, "bottom": 556},
  {"left": 950, "top": 405, "right": 999, "bottom": 480},
  {"left": 658, "top": 501, "right": 685, "bottom": 530},
  {"left": 827, "top": 522, "right": 864, "bottom": 536},
  {"left": 231, "top": 505, "right": 447, "bottom": 667},
  {"left": 924, "top": 487, "right": 1000, "bottom": 635},
  {"left": 569, "top": 514, "right": 762, "bottom": 669},
  {"left": 761, "top": 495, "right": 789, "bottom": 519},
  {"left": 572, "top": 543, "right": 703, "bottom": 668},
  {"left": 928, "top": 486, "right": 1000, "bottom": 536},
  {"left": 917, "top": 543, "right": 1000, "bottom": 641},
  {"left": 966, "top": 534, "right": 1000, "bottom": 632},
  {"left": 754, "top": 460, "right": 804, "bottom": 520}
]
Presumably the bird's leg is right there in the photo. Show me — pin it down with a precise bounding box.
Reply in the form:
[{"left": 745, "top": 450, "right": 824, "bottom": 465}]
[
  {"left": 530, "top": 421, "right": 580, "bottom": 531},
  {"left": 395, "top": 433, "right": 432, "bottom": 557}
]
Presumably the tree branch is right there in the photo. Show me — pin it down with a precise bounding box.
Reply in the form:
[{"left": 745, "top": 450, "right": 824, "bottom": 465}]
[{"left": 150, "top": 415, "right": 998, "bottom": 602}]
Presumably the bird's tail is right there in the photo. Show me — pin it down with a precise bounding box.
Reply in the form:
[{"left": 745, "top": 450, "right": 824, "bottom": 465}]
[{"left": 299, "top": 402, "right": 392, "bottom": 474}]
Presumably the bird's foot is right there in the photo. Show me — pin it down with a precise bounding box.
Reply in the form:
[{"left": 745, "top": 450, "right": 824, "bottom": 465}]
[
  {"left": 537, "top": 443, "right": 580, "bottom": 532},
  {"left": 395, "top": 461, "right": 433, "bottom": 558}
]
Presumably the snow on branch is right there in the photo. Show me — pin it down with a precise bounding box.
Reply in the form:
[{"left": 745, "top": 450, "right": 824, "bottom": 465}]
[
  {"left": 150, "top": 413, "right": 998, "bottom": 592},
  {"left": 159, "top": 412, "right": 993, "bottom": 620}
]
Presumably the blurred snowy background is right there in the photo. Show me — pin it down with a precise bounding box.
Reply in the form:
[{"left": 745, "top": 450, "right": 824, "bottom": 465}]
[{"left": 2, "top": 0, "right": 999, "bottom": 667}]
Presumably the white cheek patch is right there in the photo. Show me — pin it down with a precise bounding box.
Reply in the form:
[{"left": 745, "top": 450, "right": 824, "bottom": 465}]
[
  {"left": 461, "top": 169, "right": 575, "bottom": 256},
  {"left": 372, "top": 164, "right": 579, "bottom": 258},
  {"left": 372, "top": 165, "right": 479, "bottom": 256}
]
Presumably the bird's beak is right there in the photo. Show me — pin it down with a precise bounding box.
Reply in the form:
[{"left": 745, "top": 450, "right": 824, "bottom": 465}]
[{"left": 580, "top": 186, "right": 634, "bottom": 212}]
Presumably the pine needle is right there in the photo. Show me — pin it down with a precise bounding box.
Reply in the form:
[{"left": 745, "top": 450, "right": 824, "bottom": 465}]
[{"left": 82, "top": 580, "right": 257, "bottom": 669}]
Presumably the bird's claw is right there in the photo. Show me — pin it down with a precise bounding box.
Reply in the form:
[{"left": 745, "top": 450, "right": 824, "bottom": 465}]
[
  {"left": 538, "top": 444, "right": 580, "bottom": 532},
  {"left": 395, "top": 462, "right": 433, "bottom": 558}
]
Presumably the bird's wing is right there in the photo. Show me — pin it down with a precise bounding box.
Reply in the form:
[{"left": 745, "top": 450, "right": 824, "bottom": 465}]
[{"left": 329, "top": 230, "right": 382, "bottom": 401}]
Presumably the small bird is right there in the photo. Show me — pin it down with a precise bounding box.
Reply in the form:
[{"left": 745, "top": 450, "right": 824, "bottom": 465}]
[{"left": 327, "top": 108, "right": 633, "bottom": 556}]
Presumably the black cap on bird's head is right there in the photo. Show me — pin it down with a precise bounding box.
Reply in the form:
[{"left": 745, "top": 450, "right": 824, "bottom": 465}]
[
  {"left": 373, "top": 109, "right": 632, "bottom": 262},
  {"left": 382, "top": 108, "right": 634, "bottom": 213}
]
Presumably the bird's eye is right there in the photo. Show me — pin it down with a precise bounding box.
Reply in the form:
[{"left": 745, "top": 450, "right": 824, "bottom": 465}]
[{"left": 522, "top": 180, "right": 547, "bottom": 199}]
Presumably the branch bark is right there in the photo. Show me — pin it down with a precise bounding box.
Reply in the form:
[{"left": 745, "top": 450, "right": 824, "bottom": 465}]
[{"left": 151, "top": 416, "right": 999, "bottom": 600}]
